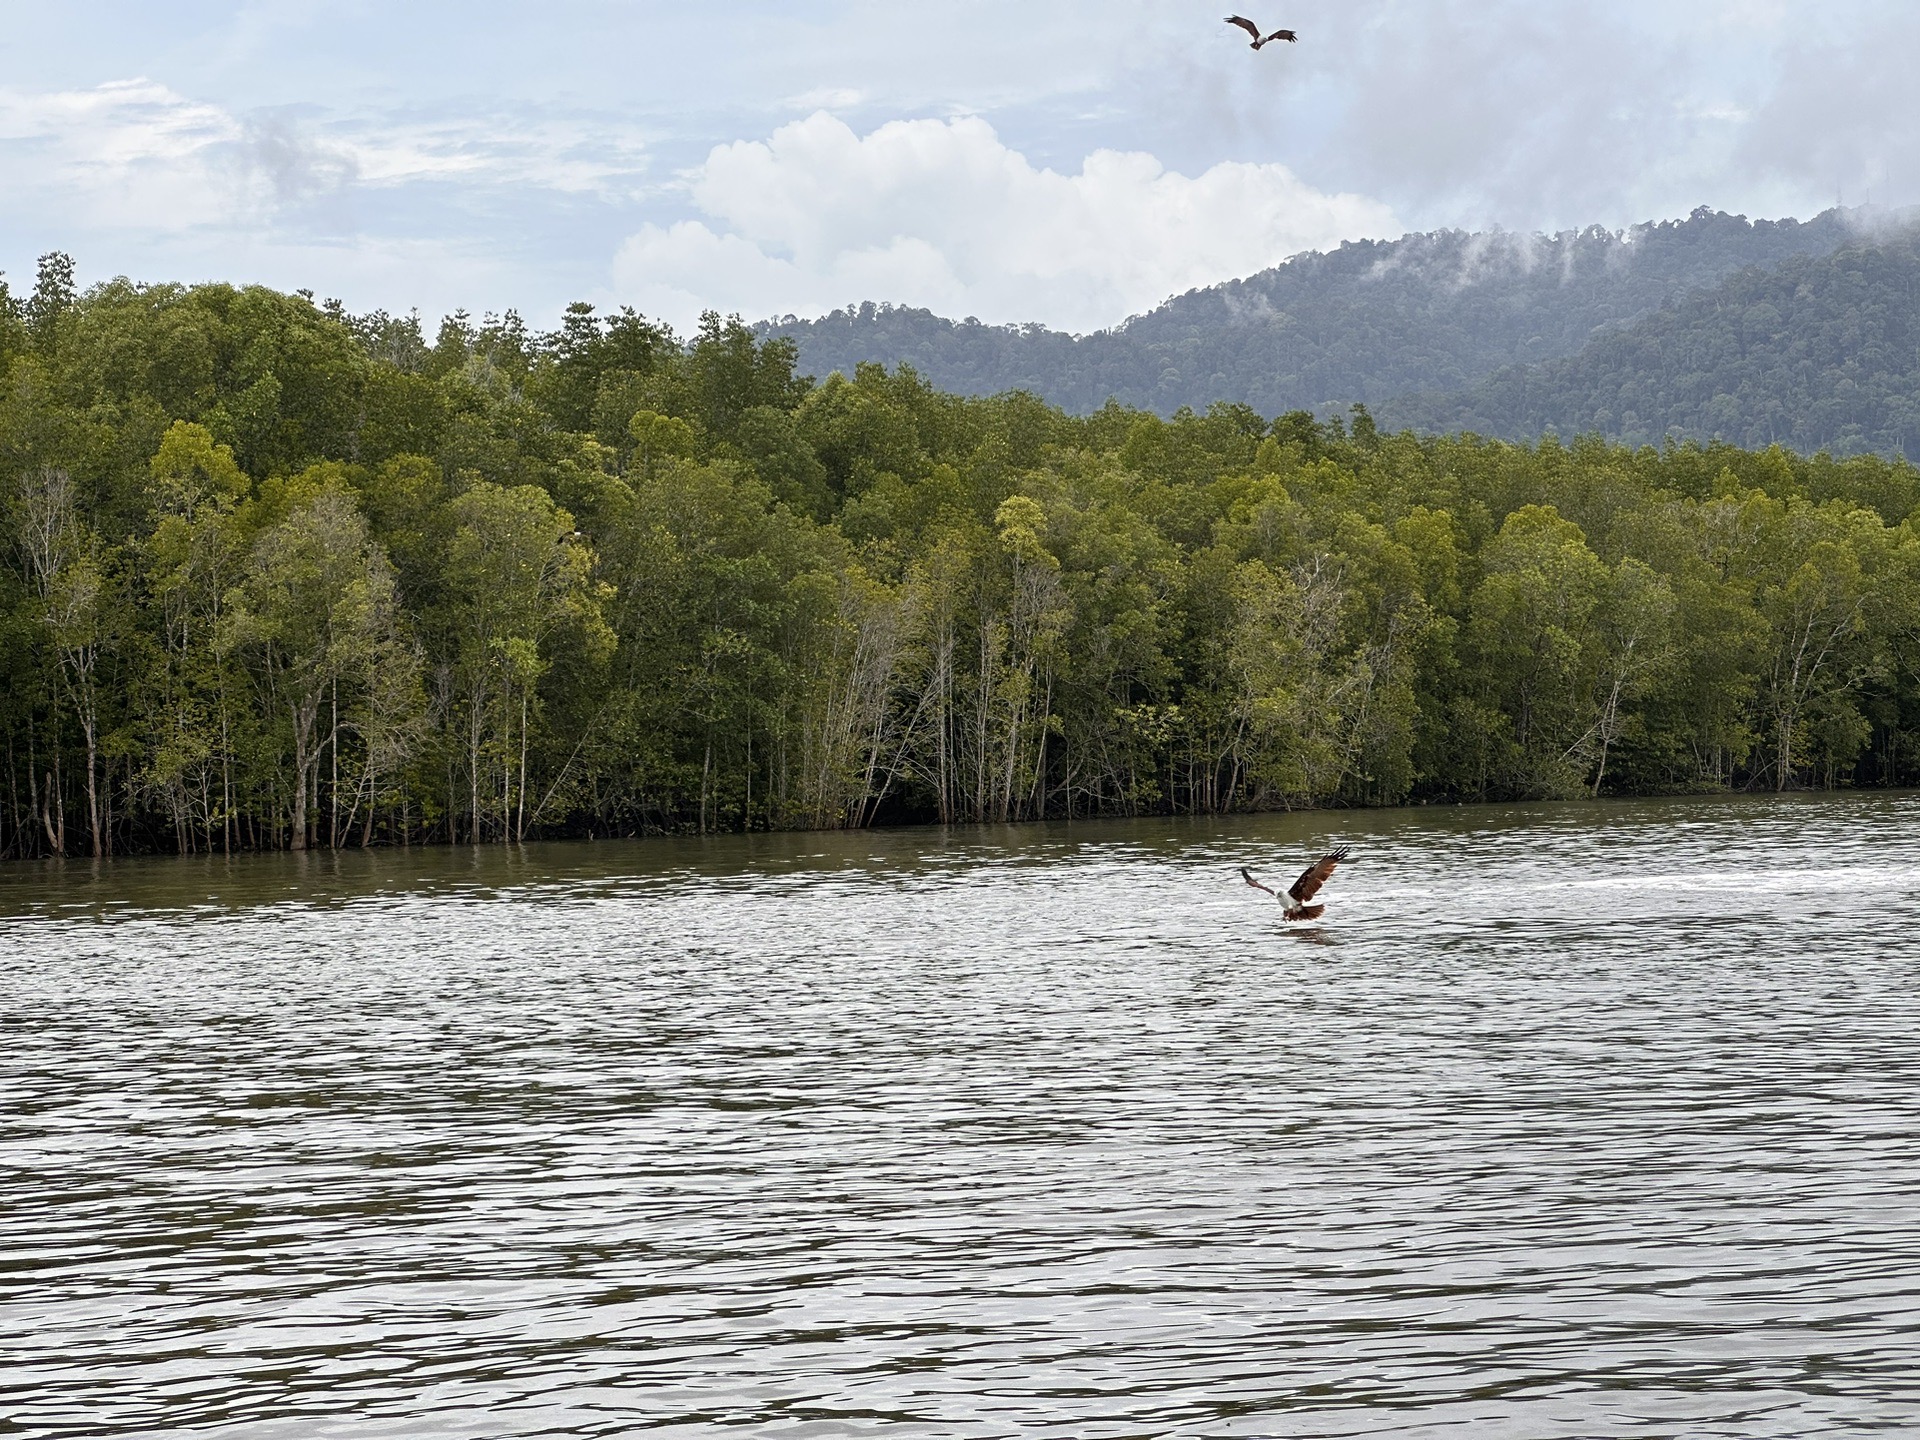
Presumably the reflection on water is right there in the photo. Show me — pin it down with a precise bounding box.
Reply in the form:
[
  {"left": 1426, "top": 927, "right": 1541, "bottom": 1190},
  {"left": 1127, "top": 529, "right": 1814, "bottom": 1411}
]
[{"left": 5, "top": 795, "right": 1920, "bottom": 1438}]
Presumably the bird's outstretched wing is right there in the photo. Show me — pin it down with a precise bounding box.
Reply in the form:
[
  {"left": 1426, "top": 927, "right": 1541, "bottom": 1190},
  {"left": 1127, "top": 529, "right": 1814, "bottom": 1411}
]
[
  {"left": 1241, "top": 866, "right": 1278, "bottom": 898},
  {"left": 1266, "top": 28, "right": 1298, "bottom": 43},
  {"left": 1288, "top": 846, "right": 1351, "bottom": 904},
  {"left": 1225, "top": 15, "right": 1264, "bottom": 41}
]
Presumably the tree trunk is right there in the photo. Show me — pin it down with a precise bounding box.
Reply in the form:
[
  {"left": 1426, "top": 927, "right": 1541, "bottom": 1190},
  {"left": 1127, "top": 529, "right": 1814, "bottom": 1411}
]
[
  {"left": 516, "top": 688, "right": 529, "bottom": 842},
  {"left": 290, "top": 768, "right": 308, "bottom": 850},
  {"left": 701, "top": 731, "right": 713, "bottom": 834},
  {"left": 329, "top": 676, "right": 340, "bottom": 849},
  {"left": 290, "top": 701, "right": 313, "bottom": 852},
  {"left": 221, "top": 699, "right": 233, "bottom": 854},
  {"left": 469, "top": 683, "right": 484, "bottom": 844},
  {"left": 975, "top": 620, "right": 992, "bottom": 822},
  {"left": 1592, "top": 677, "right": 1624, "bottom": 797},
  {"left": 942, "top": 637, "right": 953, "bottom": 825},
  {"left": 81, "top": 700, "right": 101, "bottom": 860}
]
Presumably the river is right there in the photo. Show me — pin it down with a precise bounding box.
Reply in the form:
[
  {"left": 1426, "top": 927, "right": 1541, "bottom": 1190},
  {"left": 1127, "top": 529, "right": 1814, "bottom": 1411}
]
[{"left": 5, "top": 794, "right": 1919, "bottom": 1437}]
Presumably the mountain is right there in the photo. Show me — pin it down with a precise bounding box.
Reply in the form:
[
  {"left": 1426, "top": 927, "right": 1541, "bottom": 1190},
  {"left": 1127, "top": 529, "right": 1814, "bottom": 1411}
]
[
  {"left": 760, "top": 207, "right": 1865, "bottom": 417},
  {"left": 1388, "top": 238, "right": 1920, "bottom": 461}
]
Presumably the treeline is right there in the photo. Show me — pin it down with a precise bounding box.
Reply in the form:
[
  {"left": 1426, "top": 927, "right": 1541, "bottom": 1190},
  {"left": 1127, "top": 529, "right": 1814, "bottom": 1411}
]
[
  {"left": 3, "top": 256, "right": 1919, "bottom": 859},
  {"left": 767, "top": 208, "right": 1862, "bottom": 417}
]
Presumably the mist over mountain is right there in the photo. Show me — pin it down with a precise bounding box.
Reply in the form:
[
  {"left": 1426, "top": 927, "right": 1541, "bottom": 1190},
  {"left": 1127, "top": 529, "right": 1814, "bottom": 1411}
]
[
  {"left": 760, "top": 207, "right": 1920, "bottom": 457},
  {"left": 1389, "top": 238, "right": 1920, "bottom": 460}
]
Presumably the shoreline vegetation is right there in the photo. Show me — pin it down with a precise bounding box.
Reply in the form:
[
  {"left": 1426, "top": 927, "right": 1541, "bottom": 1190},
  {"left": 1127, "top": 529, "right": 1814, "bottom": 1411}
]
[{"left": 3, "top": 256, "right": 1918, "bottom": 861}]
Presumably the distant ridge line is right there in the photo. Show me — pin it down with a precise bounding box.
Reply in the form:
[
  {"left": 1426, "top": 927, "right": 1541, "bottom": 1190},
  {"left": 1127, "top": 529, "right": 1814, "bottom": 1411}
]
[{"left": 757, "top": 206, "right": 1920, "bottom": 460}]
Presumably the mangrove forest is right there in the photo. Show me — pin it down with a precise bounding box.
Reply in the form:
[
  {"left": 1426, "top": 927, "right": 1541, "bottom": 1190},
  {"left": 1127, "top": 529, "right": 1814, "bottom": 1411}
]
[{"left": 3, "top": 255, "right": 1918, "bottom": 858}]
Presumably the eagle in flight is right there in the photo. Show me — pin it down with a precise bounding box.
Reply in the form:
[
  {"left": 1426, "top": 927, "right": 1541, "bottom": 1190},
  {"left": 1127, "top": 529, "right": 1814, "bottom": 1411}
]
[
  {"left": 1225, "top": 16, "right": 1298, "bottom": 48},
  {"left": 1242, "top": 847, "right": 1351, "bottom": 921}
]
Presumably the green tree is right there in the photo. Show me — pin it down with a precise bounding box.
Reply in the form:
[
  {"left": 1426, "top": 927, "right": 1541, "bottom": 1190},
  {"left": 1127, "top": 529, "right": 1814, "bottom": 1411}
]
[
  {"left": 1467, "top": 505, "right": 1609, "bottom": 796},
  {"left": 443, "top": 482, "right": 611, "bottom": 842},
  {"left": 1752, "top": 500, "right": 1890, "bottom": 789},
  {"left": 227, "top": 478, "right": 413, "bottom": 850},
  {"left": 140, "top": 422, "right": 251, "bottom": 849},
  {"left": 15, "top": 465, "right": 110, "bottom": 854}
]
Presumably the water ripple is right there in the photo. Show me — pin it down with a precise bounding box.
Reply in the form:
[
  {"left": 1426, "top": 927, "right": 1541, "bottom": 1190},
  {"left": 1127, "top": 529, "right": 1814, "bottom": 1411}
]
[{"left": 5, "top": 795, "right": 1920, "bottom": 1437}]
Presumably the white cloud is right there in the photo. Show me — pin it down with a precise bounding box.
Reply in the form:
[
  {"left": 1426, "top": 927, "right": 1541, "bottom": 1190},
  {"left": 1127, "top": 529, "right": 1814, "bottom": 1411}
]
[
  {"left": 784, "top": 86, "right": 867, "bottom": 113},
  {"left": 612, "top": 112, "right": 1399, "bottom": 333},
  {"left": 0, "top": 79, "right": 242, "bottom": 229},
  {"left": 0, "top": 79, "right": 653, "bottom": 231},
  {"left": 15, "top": 2, "right": 1919, "bottom": 332}
]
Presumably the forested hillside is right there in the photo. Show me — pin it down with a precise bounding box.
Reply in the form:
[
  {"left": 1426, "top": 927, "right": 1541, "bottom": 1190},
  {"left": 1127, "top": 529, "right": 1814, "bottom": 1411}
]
[
  {"left": 3, "top": 257, "right": 1919, "bottom": 860},
  {"left": 764, "top": 208, "right": 1861, "bottom": 415},
  {"left": 1393, "top": 239, "right": 1920, "bottom": 461}
]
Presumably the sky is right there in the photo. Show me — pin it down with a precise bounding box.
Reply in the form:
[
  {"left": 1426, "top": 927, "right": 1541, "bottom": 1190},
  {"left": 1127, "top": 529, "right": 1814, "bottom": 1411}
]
[{"left": 3, "top": 0, "right": 1918, "bottom": 335}]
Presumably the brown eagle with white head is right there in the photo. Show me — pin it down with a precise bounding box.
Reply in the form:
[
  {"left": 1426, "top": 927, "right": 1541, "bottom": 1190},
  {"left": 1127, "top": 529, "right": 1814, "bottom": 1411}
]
[
  {"left": 1225, "top": 16, "right": 1298, "bottom": 48},
  {"left": 1242, "top": 847, "right": 1351, "bottom": 921}
]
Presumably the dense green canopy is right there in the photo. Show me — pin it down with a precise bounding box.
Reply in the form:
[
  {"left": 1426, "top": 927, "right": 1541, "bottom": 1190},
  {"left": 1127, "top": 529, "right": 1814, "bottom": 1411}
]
[
  {"left": 1396, "top": 240, "right": 1920, "bottom": 459},
  {"left": 3, "top": 257, "right": 1918, "bottom": 859}
]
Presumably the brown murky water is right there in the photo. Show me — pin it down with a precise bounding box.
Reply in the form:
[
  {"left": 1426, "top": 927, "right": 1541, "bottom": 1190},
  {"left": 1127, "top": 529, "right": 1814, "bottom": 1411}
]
[{"left": 5, "top": 794, "right": 1920, "bottom": 1437}]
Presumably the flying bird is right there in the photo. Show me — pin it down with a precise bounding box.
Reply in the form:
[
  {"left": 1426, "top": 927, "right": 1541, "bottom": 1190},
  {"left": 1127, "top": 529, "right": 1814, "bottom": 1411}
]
[
  {"left": 1242, "top": 847, "right": 1351, "bottom": 921},
  {"left": 1225, "top": 16, "right": 1298, "bottom": 48}
]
